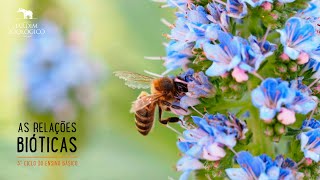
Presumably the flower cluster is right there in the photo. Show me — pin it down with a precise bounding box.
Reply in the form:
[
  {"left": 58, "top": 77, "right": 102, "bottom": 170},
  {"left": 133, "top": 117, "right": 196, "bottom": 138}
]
[
  {"left": 159, "top": 1, "right": 277, "bottom": 83},
  {"left": 251, "top": 78, "right": 317, "bottom": 125},
  {"left": 133, "top": 0, "right": 320, "bottom": 179},
  {"left": 21, "top": 20, "right": 102, "bottom": 121},
  {"left": 226, "top": 151, "right": 303, "bottom": 179},
  {"left": 176, "top": 113, "right": 248, "bottom": 179}
]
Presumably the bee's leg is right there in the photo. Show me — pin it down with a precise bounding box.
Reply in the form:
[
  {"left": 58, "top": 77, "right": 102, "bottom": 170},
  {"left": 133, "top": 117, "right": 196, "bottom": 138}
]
[
  {"left": 171, "top": 104, "right": 188, "bottom": 112},
  {"left": 158, "top": 105, "right": 163, "bottom": 121},
  {"left": 159, "top": 117, "right": 181, "bottom": 125}
]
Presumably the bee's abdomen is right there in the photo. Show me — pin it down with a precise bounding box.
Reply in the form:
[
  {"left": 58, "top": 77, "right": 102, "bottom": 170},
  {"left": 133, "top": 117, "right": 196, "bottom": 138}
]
[{"left": 135, "top": 105, "right": 155, "bottom": 136}]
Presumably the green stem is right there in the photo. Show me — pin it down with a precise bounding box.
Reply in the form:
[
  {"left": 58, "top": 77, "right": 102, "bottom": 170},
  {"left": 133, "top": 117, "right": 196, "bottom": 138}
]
[{"left": 248, "top": 106, "right": 274, "bottom": 156}]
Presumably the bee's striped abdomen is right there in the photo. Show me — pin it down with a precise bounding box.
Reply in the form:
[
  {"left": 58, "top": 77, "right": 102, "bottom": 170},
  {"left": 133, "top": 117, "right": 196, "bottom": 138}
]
[{"left": 134, "top": 103, "right": 156, "bottom": 136}]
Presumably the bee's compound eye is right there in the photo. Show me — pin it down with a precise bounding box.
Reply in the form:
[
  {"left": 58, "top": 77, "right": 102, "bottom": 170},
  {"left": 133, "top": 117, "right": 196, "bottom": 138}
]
[{"left": 176, "top": 83, "right": 188, "bottom": 92}]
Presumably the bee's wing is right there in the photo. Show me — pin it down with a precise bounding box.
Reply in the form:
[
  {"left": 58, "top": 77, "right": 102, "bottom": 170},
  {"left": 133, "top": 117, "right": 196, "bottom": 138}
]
[
  {"left": 114, "top": 71, "right": 155, "bottom": 89},
  {"left": 130, "top": 92, "right": 161, "bottom": 113}
]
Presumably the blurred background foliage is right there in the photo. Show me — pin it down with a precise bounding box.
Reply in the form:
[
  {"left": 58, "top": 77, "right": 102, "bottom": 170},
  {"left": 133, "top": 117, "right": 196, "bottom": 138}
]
[{"left": 0, "top": 0, "right": 182, "bottom": 179}]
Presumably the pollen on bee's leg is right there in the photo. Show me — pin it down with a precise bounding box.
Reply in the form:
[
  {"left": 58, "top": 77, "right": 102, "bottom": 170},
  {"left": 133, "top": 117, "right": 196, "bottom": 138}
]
[{"left": 144, "top": 70, "right": 163, "bottom": 78}]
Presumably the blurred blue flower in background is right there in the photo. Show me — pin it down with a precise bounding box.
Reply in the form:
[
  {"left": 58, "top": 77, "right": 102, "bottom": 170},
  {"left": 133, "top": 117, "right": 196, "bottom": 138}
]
[{"left": 21, "top": 20, "right": 103, "bottom": 121}]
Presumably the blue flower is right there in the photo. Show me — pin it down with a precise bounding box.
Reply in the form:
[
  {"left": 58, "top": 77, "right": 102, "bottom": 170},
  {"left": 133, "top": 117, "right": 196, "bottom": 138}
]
[
  {"left": 179, "top": 69, "right": 214, "bottom": 98},
  {"left": 301, "top": 119, "right": 320, "bottom": 130},
  {"left": 298, "top": 0, "right": 320, "bottom": 19},
  {"left": 310, "top": 45, "right": 320, "bottom": 62},
  {"left": 226, "top": 0, "right": 248, "bottom": 19},
  {"left": 176, "top": 156, "right": 204, "bottom": 180},
  {"left": 174, "top": 69, "right": 214, "bottom": 110},
  {"left": 226, "top": 152, "right": 303, "bottom": 180},
  {"left": 303, "top": 58, "right": 320, "bottom": 79},
  {"left": 277, "top": 17, "right": 320, "bottom": 60},
  {"left": 21, "top": 20, "right": 100, "bottom": 120},
  {"left": 204, "top": 32, "right": 242, "bottom": 76},
  {"left": 187, "top": 5, "right": 209, "bottom": 25},
  {"left": 287, "top": 79, "right": 317, "bottom": 115},
  {"left": 299, "top": 119, "right": 320, "bottom": 162},
  {"left": 238, "top": 37, "right": 266, "bottom": 73},
  {"left": 177, "top": 113, "right": 247, "bottom": 159},
  {"left": 248, "top": 35, "right": 277, "bottom": 59},
  {"left": 300, "top": 128, "right": 320, "bottom": 162},
  {"left": 251, "top": 78, "right": 295, "bottom": 121},
  {"left": 226, "top": 151, "right": 267, "bottom": 179},
  {"left": 164, "top": 40, "right": 193, "bottom": 71},
  {"left": 177, "top": 113, "right": 247, "bottom": 180},
  {"left": 206, "top": 2, "right": 229, "bottom": 27},
  {"left": 171, "top": 17, "right": 197, "bottom": 42}
]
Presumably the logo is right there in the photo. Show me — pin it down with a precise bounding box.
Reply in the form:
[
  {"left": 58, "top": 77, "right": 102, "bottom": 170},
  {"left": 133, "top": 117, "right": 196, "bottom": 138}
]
[
  {"left": 17, "top": 8, "right": 33, "bottom": 19},
  {"left": 8, "top": 8, "right": 45, "bottom": 38}
]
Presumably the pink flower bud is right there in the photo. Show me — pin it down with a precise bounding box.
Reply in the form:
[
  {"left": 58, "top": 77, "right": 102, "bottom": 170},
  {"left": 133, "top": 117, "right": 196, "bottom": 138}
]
[
  {"left": 261, "top": 2, "right": 272, "bottom": 11},
  {"left": 271, "top": 13, "right": 278, "bottom": 20},
  {"left": 221, "top": 72, "right": 229, "bottom": 78},
  {"left": 277, "top": 108, "right": 296, "bottom": 125},
  {"left": 297, "top": 52, "right": 310, "bottom": 65},
  {"left": 280, "top": 53, "right": 289, "bottom": 61},
  {"left": 305, "top": 158, "right": 313, "bottom": 166},
  {"left": 231, "top": 67, "right": 249, "bottom": 83}
]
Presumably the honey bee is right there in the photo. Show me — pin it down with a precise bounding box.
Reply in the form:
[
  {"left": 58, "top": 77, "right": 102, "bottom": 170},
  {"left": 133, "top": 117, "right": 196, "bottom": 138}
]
[{"left": 114, "top": 71, "right": 189, "bottom": 136}]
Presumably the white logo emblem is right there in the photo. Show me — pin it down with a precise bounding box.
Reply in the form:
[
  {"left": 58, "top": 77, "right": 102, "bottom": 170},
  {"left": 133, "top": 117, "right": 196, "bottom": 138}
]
[{"left": 17, "top": 8, "right": 33, "bottom": 19}]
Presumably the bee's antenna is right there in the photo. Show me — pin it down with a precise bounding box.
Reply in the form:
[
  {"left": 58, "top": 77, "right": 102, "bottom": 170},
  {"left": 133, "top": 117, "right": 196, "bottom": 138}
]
[{"left": 144, "top": 70, "right": 163, "bottom": 78}]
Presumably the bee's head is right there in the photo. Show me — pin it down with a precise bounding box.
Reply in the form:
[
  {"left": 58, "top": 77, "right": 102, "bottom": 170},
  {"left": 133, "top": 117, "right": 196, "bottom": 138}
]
[{"left": 157, "top": 77, "right": 174, "bottom": 93}]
